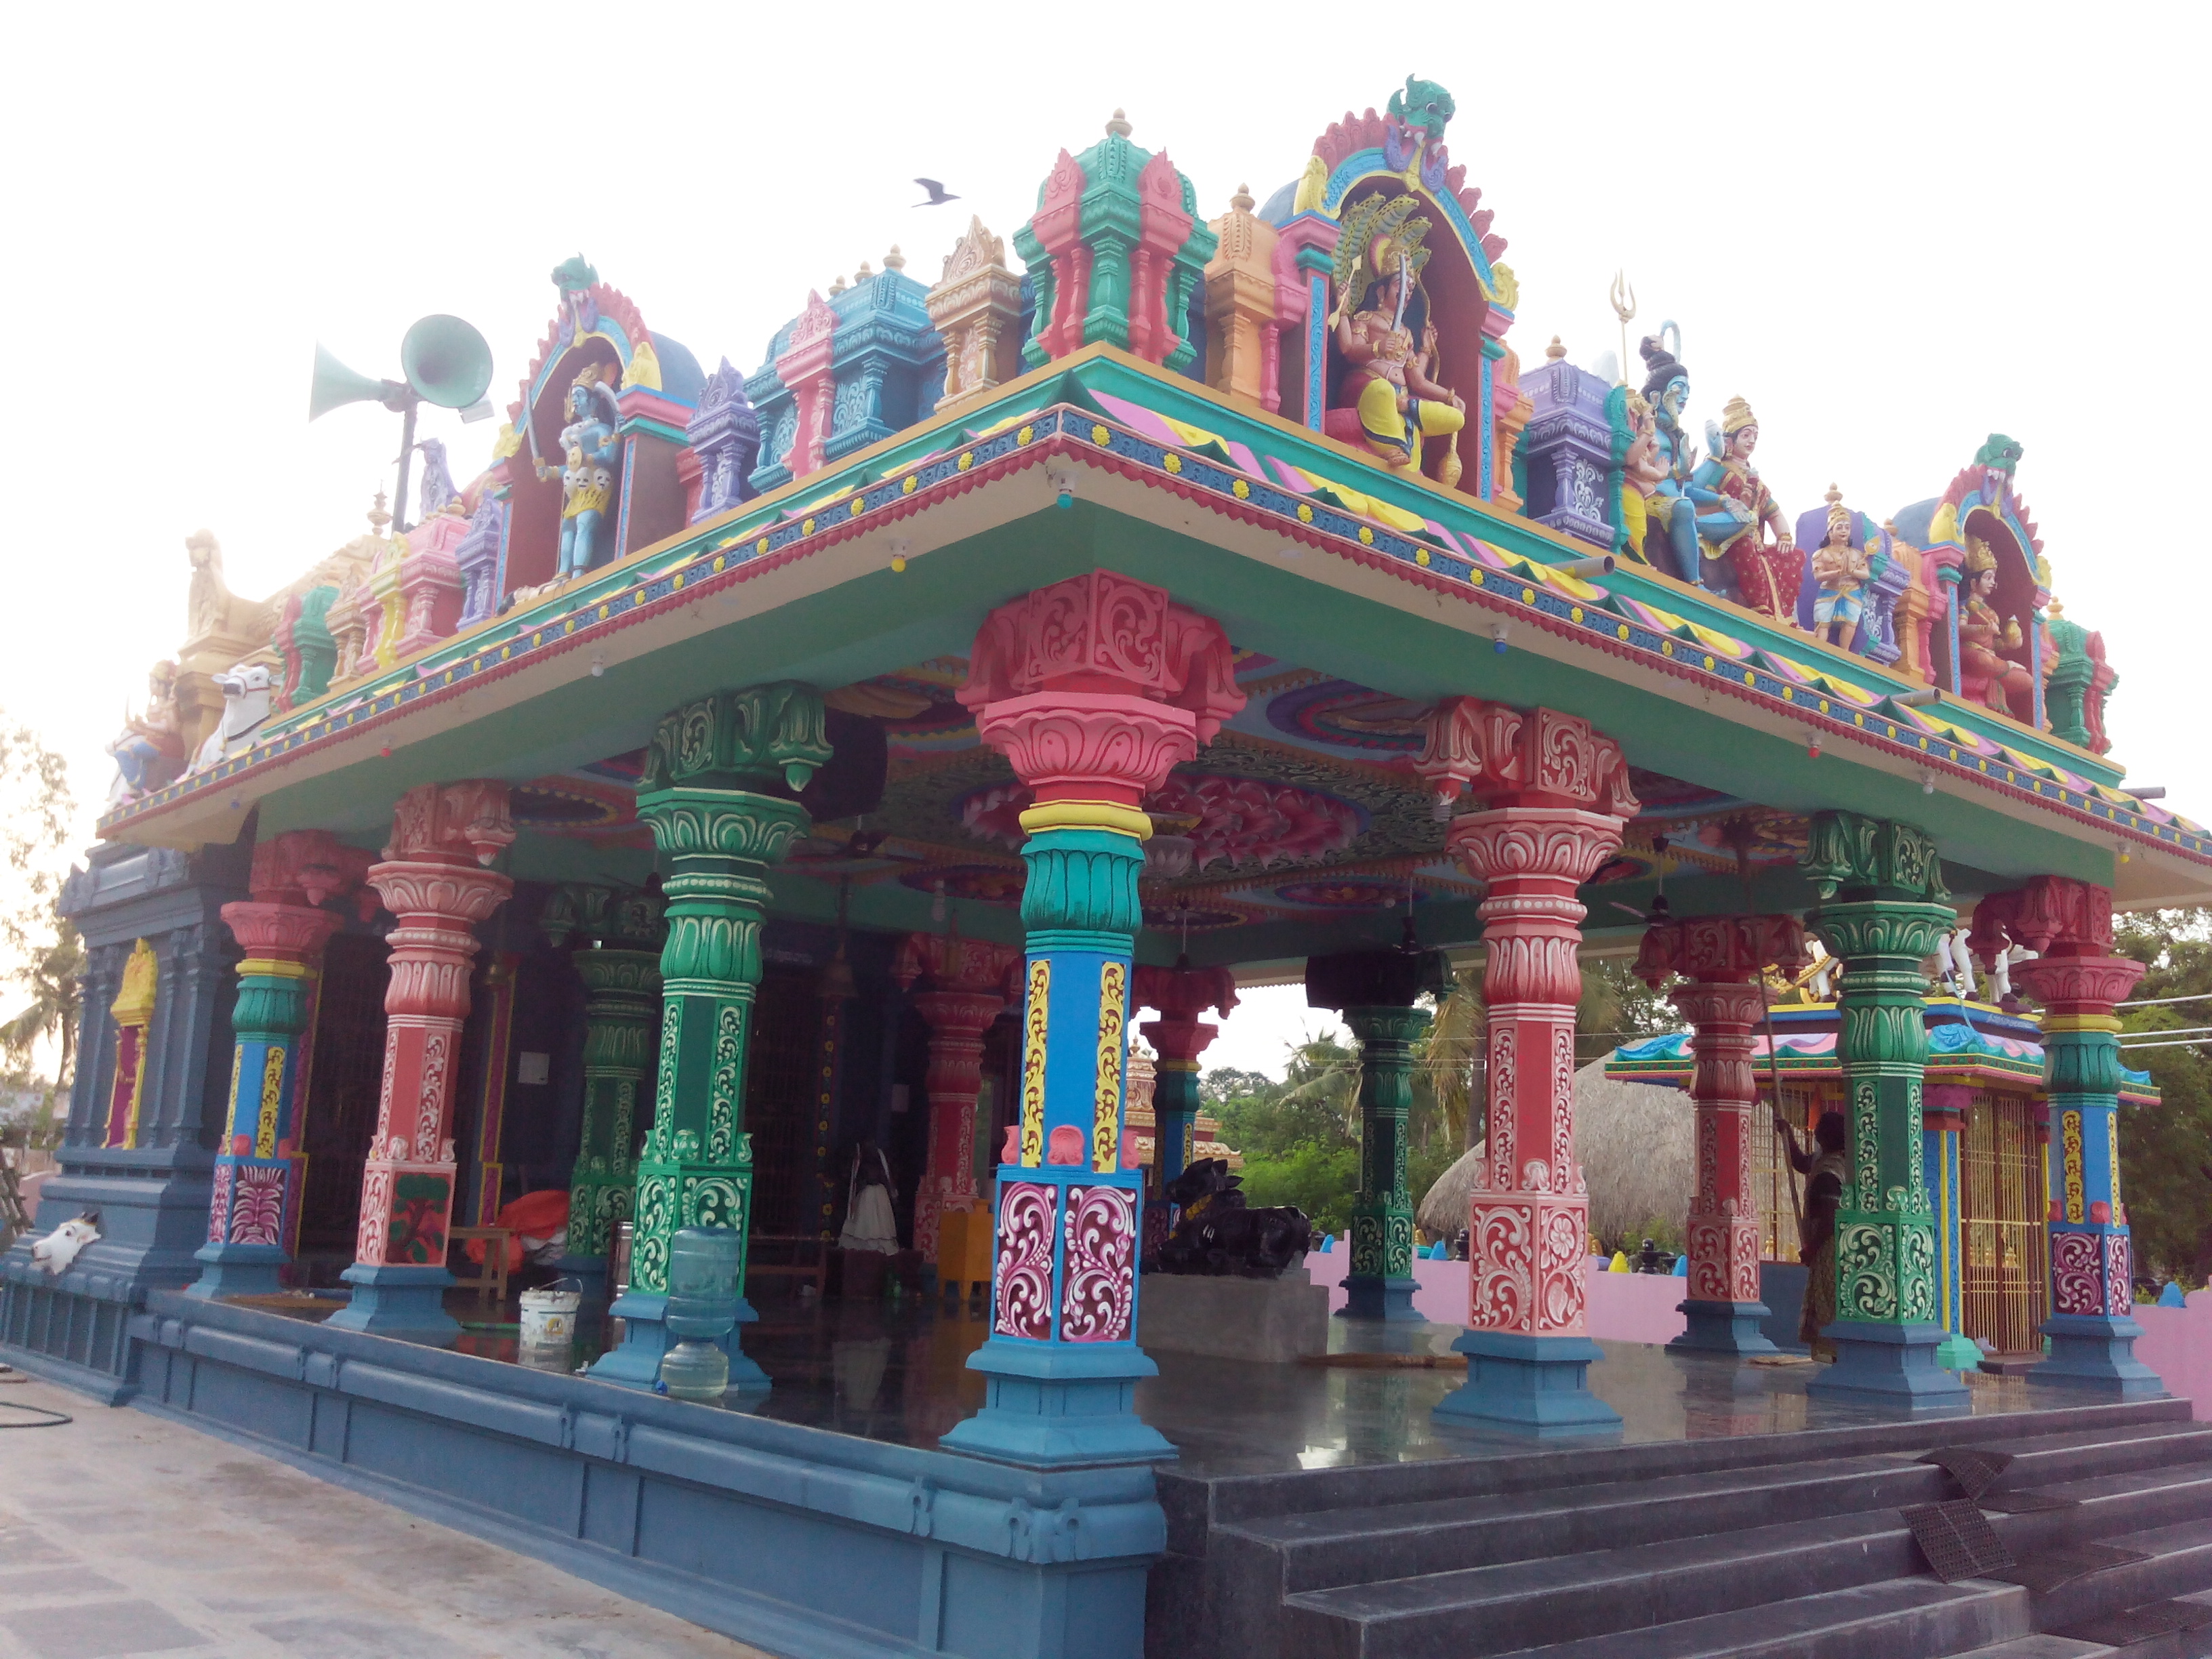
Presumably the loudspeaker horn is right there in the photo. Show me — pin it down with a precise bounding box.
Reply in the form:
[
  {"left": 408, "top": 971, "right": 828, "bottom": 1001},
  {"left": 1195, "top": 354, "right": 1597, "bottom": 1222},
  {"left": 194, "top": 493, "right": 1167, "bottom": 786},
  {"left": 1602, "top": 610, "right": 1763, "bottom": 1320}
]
[
  {"left": 400, "top": 314, "right": 494, "bottom": 411},
  {"left": 308, "top": 345, "right": 407, "bottom": 422}
]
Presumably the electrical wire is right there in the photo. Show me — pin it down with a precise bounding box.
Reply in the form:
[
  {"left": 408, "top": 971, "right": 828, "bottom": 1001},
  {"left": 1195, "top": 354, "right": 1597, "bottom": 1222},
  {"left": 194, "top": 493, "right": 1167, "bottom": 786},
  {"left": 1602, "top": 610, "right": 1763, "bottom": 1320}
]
[
  {"left": 2116, "top": 991, "right": 2212, "bottom": 1009},
  {"left": 0, "top": 1399, "right": 72, "bottom": 1427}
]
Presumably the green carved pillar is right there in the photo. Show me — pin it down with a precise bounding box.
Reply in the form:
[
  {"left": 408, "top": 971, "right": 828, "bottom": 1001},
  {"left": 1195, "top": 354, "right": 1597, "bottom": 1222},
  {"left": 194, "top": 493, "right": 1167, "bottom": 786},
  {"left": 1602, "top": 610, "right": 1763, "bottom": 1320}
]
[
  {"left": 544, "top": 884, "right": 665, "bottom": 1300},
  {"left": 1799, "top": 811, "right": 1969, "bottom": 1408},
  {"left": 589, "top": 684, "right": 829, "bottom": 1395}
]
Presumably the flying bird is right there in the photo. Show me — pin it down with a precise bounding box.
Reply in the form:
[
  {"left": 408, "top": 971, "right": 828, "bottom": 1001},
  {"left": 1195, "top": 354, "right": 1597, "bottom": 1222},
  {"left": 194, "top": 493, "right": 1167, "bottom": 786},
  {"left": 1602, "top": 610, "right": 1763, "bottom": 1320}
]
[
  {"left": 912, "top": 179, "right": 960, "bottom": 207},
  {"left": 33, "top": 1211, "right": 100, "bottom": 1277}
]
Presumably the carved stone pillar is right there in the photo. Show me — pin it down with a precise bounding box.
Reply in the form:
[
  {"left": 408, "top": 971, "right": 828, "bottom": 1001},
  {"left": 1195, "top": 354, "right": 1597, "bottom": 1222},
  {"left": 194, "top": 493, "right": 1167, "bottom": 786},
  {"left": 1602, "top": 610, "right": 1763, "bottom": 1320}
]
[
  {"left": 589, "top": 684, "right": 829, "bottom": 1395},
  {"left": 1635, "top": 916, "right": 1809, "bottom": 1353},
  {"left": 1308, "top": 951, "right": 1431, "bottom": 1322},
  {"left": 1920, "top": 1083, "right": 1978, "bottom": 1366},
  {"left": 942, "top": 571, "right": 1242, "bottom": 1468},
  {"left": 541, "top": 883, "right": 665, "bottom": 1299},
  {"left": 191, "top": 832, "right": 372, "bottom": 1299},
  {"left": 1978, "top": 876, "right": 2161, "bottom": 1395},
  {"left": 326, "top": 784, "right": 514, "bottom": 1341},
  {"left": 926, "top": 218, "right": 1025, "bottom": 414},
  {"left": 1132, "top": 962, "right": 1238, "bottom": 1185},
  {"left": 892, "top": 933, "right": 1019, "bottom": 1288},
  {"left": 1415, "top": 696, "right": 1641, "bottom": 1432},
  {"left": 1798, "top": 810, "right": 1969, "bottom": 1408},
  {"left": 1202, "top": 186, "right": 1279, "bottom": 407}
]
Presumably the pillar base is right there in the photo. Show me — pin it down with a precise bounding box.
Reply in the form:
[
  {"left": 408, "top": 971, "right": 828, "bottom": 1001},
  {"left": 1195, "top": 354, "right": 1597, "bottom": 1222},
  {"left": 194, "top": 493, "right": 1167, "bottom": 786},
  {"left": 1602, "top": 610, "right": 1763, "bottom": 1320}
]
[
  {"left": 1338, "top": 1273, "right": 1420, "bottom": 1322},
  {"left": 185, "top": 1242, "right": 288, "bottom": 1302},
  {"left": 1805, "top": 1321, "right": 1971, "bottom": 1410},
  {"left": 553, "top": 1252, "right": 610, "bottom": 1306},
  {"left": 586, "top": 1288, "right": 769, "bottom": 1397},
  {"left": 2035, "top": 1313, "right": 2165, "bottom": 1397},
  {"left": 326, "top": 1264, "right": 461, "bottom": 1345},
  {"left": 940, "top": 1338, "right": 1176, "bottom": 1469},
  {"left": 1434, "top": 1331, "right": 1622, "bottom": 1436},
  {"left": 1668, "top": 1298, "right": 1780, "bottom": 1356},
  {"left": 1936, "top": 1330, "right": 1984, "bottom": 1370}
]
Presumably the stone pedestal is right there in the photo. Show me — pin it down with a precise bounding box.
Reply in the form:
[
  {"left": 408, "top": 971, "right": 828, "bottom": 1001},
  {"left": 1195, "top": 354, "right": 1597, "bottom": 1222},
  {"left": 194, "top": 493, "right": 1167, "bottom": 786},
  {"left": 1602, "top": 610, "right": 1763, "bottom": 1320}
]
[
  {"left": 1136, "top": 1269, "right": 1328, "bottom": 1363},
  {"left": 327, "top": 784, "right": 514, "bottom": 1343},
  {"left": 1414, "top": 697, "right": 1640, "bottom": 1435}
]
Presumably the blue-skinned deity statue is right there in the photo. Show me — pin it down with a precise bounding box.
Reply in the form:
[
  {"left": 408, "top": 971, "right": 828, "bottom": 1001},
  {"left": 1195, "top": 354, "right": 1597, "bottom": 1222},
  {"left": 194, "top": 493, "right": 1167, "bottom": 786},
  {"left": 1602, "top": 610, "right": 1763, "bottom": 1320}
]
[
  {"left": 1636, "top": 333, "right": 1704, "bottom": 587},
  {"left": 540, "top": 366, "right": 621, "bottom": 580}
]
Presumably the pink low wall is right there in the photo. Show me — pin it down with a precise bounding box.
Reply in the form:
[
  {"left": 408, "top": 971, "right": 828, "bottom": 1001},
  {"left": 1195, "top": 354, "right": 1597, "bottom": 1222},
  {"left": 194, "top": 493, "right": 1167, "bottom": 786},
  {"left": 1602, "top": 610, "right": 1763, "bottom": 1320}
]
[
  {"left": 2129, "top": 1292, "right": 2212, "bottom": 1418},
  {"left": 1314, "top": 1242, "right": 1689, "bottom": 1343}
]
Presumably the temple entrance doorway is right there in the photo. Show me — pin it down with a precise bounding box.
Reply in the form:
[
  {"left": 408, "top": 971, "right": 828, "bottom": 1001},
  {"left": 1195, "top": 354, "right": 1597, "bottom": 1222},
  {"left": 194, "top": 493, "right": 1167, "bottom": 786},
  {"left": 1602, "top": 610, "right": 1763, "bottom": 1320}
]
[{"left": 294, "top": 932, "right": 390, "bottom": 1271}]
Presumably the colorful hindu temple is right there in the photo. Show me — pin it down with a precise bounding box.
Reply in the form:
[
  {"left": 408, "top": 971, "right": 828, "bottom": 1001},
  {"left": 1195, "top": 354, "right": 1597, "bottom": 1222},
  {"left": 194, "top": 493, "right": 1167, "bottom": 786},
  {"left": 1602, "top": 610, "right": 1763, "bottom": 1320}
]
[{"left": 10, "top": 75, "right": 2212, "bottom": 1659}]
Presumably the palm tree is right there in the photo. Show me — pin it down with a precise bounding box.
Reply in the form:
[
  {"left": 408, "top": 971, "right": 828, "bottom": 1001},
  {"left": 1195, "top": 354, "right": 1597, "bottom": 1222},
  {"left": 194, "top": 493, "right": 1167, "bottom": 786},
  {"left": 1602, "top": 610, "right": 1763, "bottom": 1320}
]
[
  {"left": 1418, "top": 964, "right": 1486, "bottom": 1150},
  {"left": 1, "top": 919, "right": 84, "bottom": 1115}
]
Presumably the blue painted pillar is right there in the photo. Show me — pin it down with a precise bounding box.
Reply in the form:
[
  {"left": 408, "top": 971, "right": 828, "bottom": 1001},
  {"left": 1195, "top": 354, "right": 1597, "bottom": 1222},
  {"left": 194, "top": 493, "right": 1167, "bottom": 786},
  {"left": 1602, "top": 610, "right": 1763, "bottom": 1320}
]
[
  {"left": 1922, "top": 1086, "right": 1978, "bottom": 1368},
  {"left": 1984, "top": 877, "right": 2160, "bottom": 1395}
]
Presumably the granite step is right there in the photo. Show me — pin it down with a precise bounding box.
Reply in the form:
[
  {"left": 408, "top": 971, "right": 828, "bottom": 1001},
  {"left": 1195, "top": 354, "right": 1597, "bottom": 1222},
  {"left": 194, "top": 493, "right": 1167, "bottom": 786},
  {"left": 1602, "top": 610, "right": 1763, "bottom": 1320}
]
[
  {"left": 1278, "top": 1462, "right": 2212, "bottom": 1659},
  {"left": 2029, "top": 1518, "right": 2212, "bottom": 1641},
  {"left": 1233, "top": 1422, "right": 2212, "bottom": 1597}
]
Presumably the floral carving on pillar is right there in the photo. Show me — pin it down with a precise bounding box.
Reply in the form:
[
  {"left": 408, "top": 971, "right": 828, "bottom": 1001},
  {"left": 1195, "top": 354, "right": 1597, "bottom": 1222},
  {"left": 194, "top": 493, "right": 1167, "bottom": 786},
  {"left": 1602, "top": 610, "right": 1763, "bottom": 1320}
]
[
  {"left": 352, "top": 783, "right": 514, "bottom": 1273},
  {"left": 1428, "top": 696, "right": 1640, "bottom": 1339},
  {"left": 1636, "top": 916, "right": 1809, "bottom": 1308}
]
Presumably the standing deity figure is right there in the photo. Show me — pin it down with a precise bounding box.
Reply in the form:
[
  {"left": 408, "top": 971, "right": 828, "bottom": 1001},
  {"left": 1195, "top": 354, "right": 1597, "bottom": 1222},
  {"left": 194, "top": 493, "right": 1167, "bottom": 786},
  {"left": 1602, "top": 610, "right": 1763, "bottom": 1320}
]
[
  {"left": 539, "top": 365, "right": 621, "bottom": 580},
  {"left": 1689, "top": 396, "right": 1799, "bottom": 618},
  {"left": 107, "top": 661, "right": 186, "bottom": 803},
  {"left": 1809, "top": 485, "right": 1872, "bottom": 647},
  {"left": 1636, "top": 335, "right": 1703, "bottom": 585},
  {"left": 1618, "top": 388, "right": 1666, "bottom": 563},
  {"left": 1958, "top": 538, "right": 2034, "bottom": 715},
  {"left": 1328, "top": 194, "right": 1465, "bottom": 483}
]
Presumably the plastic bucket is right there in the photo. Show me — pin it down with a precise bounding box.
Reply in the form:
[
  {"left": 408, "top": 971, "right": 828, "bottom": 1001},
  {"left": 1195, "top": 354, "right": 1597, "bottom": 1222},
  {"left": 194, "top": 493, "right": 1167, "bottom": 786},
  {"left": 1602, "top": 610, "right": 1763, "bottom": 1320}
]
[{"left": 519, "top": 1281, "right": 582, "bottom": 1349}]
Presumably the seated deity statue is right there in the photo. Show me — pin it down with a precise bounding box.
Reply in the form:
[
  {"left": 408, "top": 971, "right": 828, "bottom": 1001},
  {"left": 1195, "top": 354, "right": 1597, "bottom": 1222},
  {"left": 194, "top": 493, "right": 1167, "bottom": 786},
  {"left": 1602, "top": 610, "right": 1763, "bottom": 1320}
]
[
  {"left": 1635, "top": 335, "right": 1703, "bottom": 585},
  {"left": 107, "top": 661, "right": 186, "bottom": 803},
  {"left": 1958, "top": 539, "right": 2035, "bottom": 716},
  {"left": 1326, "top": 195, "right": 1465, "bottom": 483},
  {"left": 1689, "top": 396, "right": 1800, "bottom": 619}
]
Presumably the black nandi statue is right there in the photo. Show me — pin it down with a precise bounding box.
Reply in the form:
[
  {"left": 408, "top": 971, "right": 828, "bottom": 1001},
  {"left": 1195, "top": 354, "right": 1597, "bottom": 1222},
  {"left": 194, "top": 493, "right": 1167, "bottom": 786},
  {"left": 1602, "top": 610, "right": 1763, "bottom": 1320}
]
[{"left": 1149, "top": 1159, "right": 1313, "bottom": 1279}]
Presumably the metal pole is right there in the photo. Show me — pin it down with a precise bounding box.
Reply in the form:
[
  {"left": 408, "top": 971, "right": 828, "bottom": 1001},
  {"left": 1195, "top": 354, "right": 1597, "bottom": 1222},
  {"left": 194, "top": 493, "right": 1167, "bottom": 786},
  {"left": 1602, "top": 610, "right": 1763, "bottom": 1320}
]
[{"left": 393, "top": 398, "right": 419, "bottom": 534}]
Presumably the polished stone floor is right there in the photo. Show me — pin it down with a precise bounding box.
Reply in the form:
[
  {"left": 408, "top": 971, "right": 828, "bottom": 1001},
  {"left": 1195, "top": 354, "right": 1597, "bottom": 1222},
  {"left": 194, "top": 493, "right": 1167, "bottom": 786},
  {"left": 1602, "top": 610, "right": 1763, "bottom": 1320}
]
[
  {"left": 0, "top": 1372, "right": 767, "bottom": 1659},
  {"left": 241, "top": 1282, "right": 2072, "bottom": 1479}
]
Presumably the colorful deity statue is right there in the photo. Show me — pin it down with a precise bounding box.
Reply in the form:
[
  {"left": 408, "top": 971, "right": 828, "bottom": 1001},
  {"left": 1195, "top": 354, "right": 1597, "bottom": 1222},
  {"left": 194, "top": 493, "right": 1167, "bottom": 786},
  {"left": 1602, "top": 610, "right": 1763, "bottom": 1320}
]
[
  {"left": 1809, "top": 485, "right": 1872, "bottom": 647},
  {"left": 106, "top": 660, "right": 186, "bottom": 803},
  {"left": 1328, "top": 194, "right": 1465, "bottom": 483},
  {"left": 1959, "top": 537, "right": 2035, "bottom": 716},
  {"left": 1617, "top": 388, "right": 1666, "bottom": 564},
  {"left": 539, "top": 365, "right": 621, "bottom": 580},
  {"left": 1689, "top": 396, "right": 1799, "bottom": 618},
  {"left": 1635, "top": 333, "right": 1702, "bottom": 583}
]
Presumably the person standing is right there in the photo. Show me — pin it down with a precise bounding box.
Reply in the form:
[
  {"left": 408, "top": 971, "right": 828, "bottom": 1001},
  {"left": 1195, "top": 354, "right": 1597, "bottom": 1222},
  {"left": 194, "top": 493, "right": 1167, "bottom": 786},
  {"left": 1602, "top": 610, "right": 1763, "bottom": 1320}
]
[{"left": 1783, "top": 1111, "right": 1849, "bottom": 1361}]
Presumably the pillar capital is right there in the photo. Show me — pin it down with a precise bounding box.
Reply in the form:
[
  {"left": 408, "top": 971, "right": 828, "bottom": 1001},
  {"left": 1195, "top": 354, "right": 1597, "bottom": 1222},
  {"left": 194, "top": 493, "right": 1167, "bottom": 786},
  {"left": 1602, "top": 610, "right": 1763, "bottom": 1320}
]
[
  {"left": 1801, "top": 808, "right": 1948, "bottom": 905},
  {"left": 1133, "top": 962, "right": 1236, "bottom": 1183},
  {"left": 541, "top": 880, "right": 666, "bottom": 952},
  {"left": 1635, "top": 914, "right": 1808, "bottom": 989},
  {"left": 245, "top": 829, "right": 375, "bottom": 910},
  {"left": 893, "top": 932, "right": 1022, "bottom": 1000},
  {"left": 1416, "top": 697, "right": 1641, "bottom": 817}
]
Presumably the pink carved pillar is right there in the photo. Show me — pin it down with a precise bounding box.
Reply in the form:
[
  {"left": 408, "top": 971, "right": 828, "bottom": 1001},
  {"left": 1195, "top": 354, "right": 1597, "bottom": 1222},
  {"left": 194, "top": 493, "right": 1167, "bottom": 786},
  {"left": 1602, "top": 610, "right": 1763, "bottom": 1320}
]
[
  {"left": 891, "top": 933, "right": 1020, "bottom": 1282},
  {"left": 1635, "top": 915, "right": 1809, "bottom": 1353},
  {"left": 940, "top": 569, "right": 1243, "bottom": 1469},
  {"left": 1416, "top": 696, "right": 1641, "bottom": 1432},
  {"left": 327, "top": 782, "right": 514, "bottom": 1340}
]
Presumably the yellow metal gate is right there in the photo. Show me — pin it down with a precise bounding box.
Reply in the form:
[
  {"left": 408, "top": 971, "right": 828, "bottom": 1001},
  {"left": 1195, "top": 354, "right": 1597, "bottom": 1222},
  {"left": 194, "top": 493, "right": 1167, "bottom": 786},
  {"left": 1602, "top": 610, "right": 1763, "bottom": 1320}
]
[{"left": 1960, "top": 1089, "right": 2049, "bottom": 1355}]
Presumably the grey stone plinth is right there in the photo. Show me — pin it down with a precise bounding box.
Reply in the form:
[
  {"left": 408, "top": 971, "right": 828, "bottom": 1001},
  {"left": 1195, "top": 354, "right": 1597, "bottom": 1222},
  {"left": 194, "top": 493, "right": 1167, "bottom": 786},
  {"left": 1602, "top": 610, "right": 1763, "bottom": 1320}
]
[{"left": 1138, "top": 1268, "right": 1328, "bottom": 1364}]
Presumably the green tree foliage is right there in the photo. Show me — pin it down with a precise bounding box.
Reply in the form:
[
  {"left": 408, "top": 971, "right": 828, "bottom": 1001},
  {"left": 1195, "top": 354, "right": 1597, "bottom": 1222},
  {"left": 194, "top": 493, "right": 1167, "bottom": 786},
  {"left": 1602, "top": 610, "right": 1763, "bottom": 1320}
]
[
  {"left": 2113, "top": 909, "right": 2212, "bottom": 1282},
  {"left": 0, "top": 716, "right": 79, "bottom": 1143}
]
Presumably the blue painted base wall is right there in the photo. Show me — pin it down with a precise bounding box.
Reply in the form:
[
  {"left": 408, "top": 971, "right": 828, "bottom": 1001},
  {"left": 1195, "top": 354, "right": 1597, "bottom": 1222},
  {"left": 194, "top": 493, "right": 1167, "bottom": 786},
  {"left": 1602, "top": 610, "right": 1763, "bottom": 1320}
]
[{"left": 126, "top": 1292, "right": 1162, "bottom": 1659}]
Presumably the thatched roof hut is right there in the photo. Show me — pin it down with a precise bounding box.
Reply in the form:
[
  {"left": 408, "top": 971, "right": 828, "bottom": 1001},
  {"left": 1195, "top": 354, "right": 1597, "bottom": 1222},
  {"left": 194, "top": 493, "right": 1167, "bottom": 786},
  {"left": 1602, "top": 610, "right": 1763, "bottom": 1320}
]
[{"left": 1417, "top": 1059, "right": 1696, "bottom": 1248}]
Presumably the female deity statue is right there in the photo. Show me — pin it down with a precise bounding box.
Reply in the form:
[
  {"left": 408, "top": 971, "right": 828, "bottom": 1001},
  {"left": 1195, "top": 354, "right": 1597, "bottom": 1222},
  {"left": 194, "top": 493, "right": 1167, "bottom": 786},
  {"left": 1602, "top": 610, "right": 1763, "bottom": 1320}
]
[
  {"left": 1328, "top": 196, "right": 1465, "bottom": 482},
  {"left": 538, "top": 365, "right": 621, "bottom": 580},
  {"left": 107, "top": 661, "right": 186, "bottom": 803},
  {"left": 1957, "top": 539, "right": 2034, "bottom": 716},
  {"left": 1635, "top": 335, "right": 1703, "bottom": 585},
  {"left": 1689, "top": 396, "right": 1799, "bottom": 619}
]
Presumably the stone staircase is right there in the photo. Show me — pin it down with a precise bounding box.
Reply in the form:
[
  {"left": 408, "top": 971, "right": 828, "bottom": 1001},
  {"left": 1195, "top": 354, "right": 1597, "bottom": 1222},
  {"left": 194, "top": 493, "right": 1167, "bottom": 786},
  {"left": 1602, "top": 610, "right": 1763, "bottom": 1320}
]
[{"left": 1148, "top": 1399, "right": 2212, "bottom": 1659}]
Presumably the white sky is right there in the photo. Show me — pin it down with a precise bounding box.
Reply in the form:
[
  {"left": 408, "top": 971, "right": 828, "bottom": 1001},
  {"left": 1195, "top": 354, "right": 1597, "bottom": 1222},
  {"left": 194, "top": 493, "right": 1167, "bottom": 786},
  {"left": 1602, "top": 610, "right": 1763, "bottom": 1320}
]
[{"left": 10, "top": 4, "right": 2206, "bottom": 1032}]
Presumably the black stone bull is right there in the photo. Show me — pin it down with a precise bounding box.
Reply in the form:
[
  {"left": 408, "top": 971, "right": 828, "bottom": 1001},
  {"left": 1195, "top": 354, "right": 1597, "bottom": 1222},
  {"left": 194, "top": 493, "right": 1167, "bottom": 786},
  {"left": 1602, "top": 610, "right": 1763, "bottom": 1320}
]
[{"left": 1149, "top": 1159, "right": 1313, "bottom": 1279}]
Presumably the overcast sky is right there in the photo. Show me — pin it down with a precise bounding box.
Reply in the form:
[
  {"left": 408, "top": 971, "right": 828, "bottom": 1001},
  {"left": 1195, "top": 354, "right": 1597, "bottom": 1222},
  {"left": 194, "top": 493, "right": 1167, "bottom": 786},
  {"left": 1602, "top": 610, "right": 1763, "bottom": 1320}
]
[{"left": 13, "top": 4, "right": 2203, "bottom": 1074}]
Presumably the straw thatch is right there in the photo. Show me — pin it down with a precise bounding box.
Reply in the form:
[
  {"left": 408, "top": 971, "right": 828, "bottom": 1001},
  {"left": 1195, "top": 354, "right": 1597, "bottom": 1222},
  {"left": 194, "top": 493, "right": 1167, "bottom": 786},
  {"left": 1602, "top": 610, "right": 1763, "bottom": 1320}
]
[{"left": 1416, "top": 1059, "right": 1695, "bottom": 1246}]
